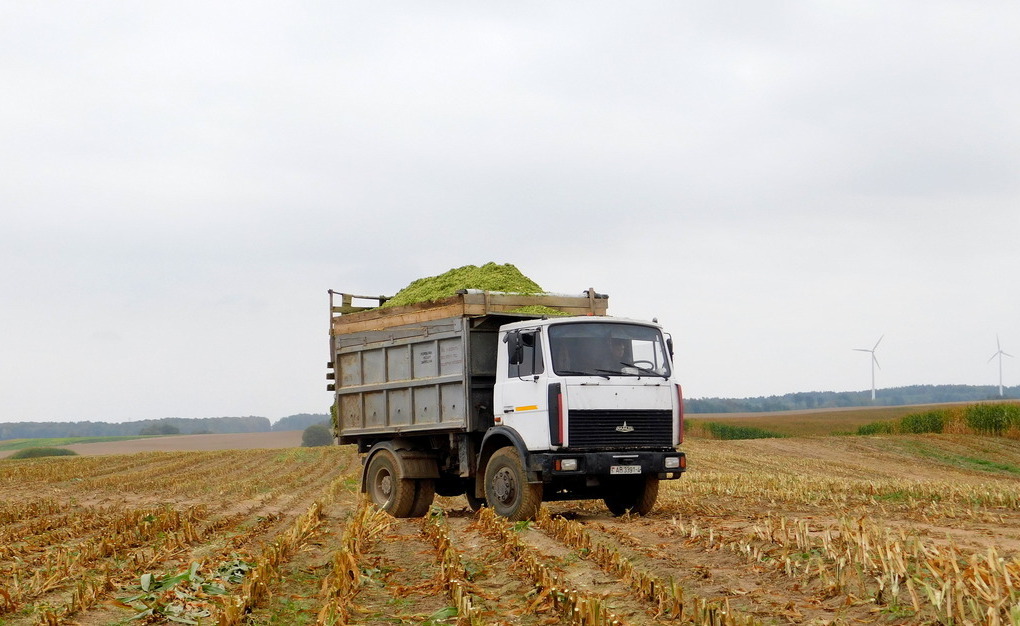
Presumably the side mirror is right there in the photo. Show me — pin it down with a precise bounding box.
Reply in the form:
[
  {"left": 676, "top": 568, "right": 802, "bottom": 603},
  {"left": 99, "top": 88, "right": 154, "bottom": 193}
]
[
  {"left": 666, "top": 336, "right": 674, "bottom": 359},
  {"left": 507, "top": 331, "right": 524, "bottom": 365}
]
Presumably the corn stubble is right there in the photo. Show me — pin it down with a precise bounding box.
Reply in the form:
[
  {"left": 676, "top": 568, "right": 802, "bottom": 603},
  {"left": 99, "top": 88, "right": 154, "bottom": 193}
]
[
  {"left": 3, "top": 436, "right": 1020, "bottom": 624},
  {"left": 316, "top": 497, "right": 393, "bottom": 625},
  {"left": 651, "top": 437, "right": 1020, "bottom": 624}
]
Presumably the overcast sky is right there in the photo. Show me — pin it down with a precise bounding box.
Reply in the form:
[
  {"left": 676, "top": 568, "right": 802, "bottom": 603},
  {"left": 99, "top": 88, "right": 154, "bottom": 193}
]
[{"left": 2, "top": 2, "right": 1018, "bottom": 423}]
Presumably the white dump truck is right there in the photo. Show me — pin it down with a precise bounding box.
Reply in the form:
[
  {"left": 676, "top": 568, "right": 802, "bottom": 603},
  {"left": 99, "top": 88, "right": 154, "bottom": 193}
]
[{"left": 327, "top": 288, "right": 686, "bottom": 521}]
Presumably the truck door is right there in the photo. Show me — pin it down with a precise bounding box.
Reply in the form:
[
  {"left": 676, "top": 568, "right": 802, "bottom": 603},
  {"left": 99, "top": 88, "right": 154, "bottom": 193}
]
[{"left": 495, "top": 329, "right": 551, "bottom": 450}]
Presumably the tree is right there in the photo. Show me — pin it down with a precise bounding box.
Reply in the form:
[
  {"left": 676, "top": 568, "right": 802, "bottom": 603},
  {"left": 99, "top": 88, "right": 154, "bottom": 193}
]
[
  {"left": 273, "top": 413, "right": 330, "bottom": 431},
  {"left": 301, "top": 423, "right": 333, "bottom": 447},
  {"left": 139, "top": 424, "right": 180, "bottom": 436}
]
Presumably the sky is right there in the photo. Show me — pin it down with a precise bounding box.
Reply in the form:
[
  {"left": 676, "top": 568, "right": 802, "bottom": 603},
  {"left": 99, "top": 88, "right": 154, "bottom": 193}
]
[{"left": 2, "top": 2, "right": 1018, "bottom": 423}]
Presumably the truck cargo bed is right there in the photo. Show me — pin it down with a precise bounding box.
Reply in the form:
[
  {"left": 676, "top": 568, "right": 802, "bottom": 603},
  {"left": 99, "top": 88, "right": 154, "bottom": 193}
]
[
  {"left": 330, "top": 289, "right": 607, "bottom": 335},
  {"left": 328, "top": 289, "right": 607, "bottom": 442}
]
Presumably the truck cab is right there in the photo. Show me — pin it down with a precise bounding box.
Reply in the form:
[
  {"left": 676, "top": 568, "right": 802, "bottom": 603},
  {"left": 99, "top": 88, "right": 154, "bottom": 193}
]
[
  {"left": 486, "top": 317, "right": 685, "bottom": 518},
  {"left": 496, "top": 317, "right": 680, "bottom": 450}
]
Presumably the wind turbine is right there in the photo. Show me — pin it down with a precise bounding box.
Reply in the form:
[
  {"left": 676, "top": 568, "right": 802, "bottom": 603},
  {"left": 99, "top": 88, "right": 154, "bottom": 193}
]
[
  {"left": 854, "top": 335, "right": 883, "bottom": 401},
  {"left": 988, "top": 335, "right": 1013, "bottom": 397}
]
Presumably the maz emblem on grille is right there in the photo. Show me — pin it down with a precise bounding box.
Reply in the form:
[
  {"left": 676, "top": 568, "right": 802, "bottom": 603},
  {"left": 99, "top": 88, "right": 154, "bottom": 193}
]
[{"left": 615, "top": 421, "right": 635, "bottom": 433}]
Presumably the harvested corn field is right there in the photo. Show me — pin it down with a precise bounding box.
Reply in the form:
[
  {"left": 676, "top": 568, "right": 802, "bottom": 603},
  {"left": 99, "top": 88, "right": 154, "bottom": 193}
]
[{"left": 1, "top": 434, "right": 1019, "bottom": 624}]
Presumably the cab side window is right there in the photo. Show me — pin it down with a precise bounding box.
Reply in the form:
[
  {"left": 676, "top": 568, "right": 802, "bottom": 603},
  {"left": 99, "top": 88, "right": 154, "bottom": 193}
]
[{"left": 509, "top": 331, "right": 544, "bottom": 378}]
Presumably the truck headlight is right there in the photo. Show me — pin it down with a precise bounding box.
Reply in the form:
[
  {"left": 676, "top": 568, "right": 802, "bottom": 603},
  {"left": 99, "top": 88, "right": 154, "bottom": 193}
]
[
  {"left": 560, "top": 458, "right": 578, "bottom": 471},
  {"left": 664, "top": 457, "right": 680, "bottom": 469}
]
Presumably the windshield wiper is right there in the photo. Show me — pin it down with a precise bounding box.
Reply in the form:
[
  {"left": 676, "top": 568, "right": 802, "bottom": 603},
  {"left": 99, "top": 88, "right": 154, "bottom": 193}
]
[
  {"left": 620, "top": 362, "right": 669, "bottom": 379},
  {"left": 558, "top": 369, "right": 610, "bottom": 380},
  {"left": 595, "top": 368, "right": 637, "bottom": 377}
]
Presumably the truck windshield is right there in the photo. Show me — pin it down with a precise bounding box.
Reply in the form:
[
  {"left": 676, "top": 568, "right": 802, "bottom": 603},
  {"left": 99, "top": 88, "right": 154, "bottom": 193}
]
[{"left": 548, "top": 322, "right": 671, "bottom": 378}]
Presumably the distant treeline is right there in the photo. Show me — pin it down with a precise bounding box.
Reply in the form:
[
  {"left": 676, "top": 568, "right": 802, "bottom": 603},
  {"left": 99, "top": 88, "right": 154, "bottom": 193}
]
[
  {"left": 272, "top": 413, "right": 330, "bottom": 431},
  {"left": 7, "top": 384, "right": 1020, "bottom": 439},
  {"left": 686, "top": 384, "right": 1020, "bottom": 414},
  {"left": 0, "top": 413, "right": 329, "bottom": 440}
]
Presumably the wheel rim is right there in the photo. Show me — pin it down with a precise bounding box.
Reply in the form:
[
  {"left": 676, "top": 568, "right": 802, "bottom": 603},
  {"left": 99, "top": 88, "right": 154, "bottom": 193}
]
[
  {"left": 374, "top": 469, "right": 393, "bottom": 504},
  {"left": 492, "top": 467, "right": 517, "bottom": 504}
]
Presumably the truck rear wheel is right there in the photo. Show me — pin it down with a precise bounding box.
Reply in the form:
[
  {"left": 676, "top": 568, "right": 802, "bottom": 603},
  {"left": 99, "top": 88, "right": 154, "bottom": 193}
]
[
  {"left": 366, "top": 450, "right": 417, "bottom": 517},
  {"left": 408, "top": 478, "right": 436, "bottom": 517},
  {"left": 484, "top": 447, "right": 542, "bottom": 521},
  {"left": 604, "top": 475, "right": 659, "bottom": 516}
]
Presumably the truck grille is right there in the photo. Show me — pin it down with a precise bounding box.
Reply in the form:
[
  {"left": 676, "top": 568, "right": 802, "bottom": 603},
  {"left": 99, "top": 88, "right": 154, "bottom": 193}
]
[{"left": 567, "top": 409, "right": 673, "bottom": 448}]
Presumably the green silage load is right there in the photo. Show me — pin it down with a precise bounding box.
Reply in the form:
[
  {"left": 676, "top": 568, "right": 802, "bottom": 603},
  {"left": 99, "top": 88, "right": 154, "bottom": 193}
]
[{"left": 381, "top": 263, "right": 543, "bottom": 308}]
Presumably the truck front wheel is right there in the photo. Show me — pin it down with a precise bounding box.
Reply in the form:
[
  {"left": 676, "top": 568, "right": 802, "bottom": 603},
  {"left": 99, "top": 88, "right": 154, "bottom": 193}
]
[
  {"left": 604, "top": 475, "right": 659, "bottom": 516},
  {"left": 366, "top": 450, "right": 417, "bottom": 517},
  {"left": 484, "top": 447, "right": 542, "bottom": 521}
]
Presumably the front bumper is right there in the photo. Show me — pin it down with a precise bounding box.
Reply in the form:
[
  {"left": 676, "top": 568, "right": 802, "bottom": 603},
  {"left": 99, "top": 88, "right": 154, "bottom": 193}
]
[{"left": 528, "top": 449, "right": 686, "bottom": 482}]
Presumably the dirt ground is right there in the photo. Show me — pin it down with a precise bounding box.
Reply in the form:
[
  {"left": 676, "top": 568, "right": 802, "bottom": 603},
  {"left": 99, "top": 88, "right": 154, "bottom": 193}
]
[{"left": 0, "top": 431, "right": 304, "bottom": 458}]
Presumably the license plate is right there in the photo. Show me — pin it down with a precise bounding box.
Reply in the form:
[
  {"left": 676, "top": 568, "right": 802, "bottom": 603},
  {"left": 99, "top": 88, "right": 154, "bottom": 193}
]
[{"left": 610, "top": 465, "right": 641, "bottom": 475}]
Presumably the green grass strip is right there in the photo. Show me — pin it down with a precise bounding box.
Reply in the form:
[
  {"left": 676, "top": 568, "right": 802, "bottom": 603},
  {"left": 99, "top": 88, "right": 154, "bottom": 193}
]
[{"left": 703, "top": 422, "right": 786, "bottom": 440}]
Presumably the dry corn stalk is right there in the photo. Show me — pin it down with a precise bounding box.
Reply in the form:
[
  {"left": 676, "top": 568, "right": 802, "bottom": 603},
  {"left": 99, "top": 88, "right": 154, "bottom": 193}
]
[
  {"left": 316, "top": 496, "right": 392, "bottom": 626},
  {"left": 420, "top": 507, "right": 486, "bottom": 625},
  {"left": 478, "top": 508, "right": 624, "bottom": 625}
]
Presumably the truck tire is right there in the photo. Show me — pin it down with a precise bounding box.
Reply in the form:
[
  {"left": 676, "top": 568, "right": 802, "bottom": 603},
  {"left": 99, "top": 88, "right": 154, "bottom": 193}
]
[
  {"left": 366, "top": 450, "right": 417, "bottom": 517},
  {"left": 604, "top": 475, "right": 659, "bottom": 516},
  {"left": 408, "top": 478, "right": 436, "bottom": 518},
  {"left": 484, "top": 447, "right": 542, "bottom": 521},
  {"left": 464, "top": 491, "right": 486, "bottom": 513}
]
